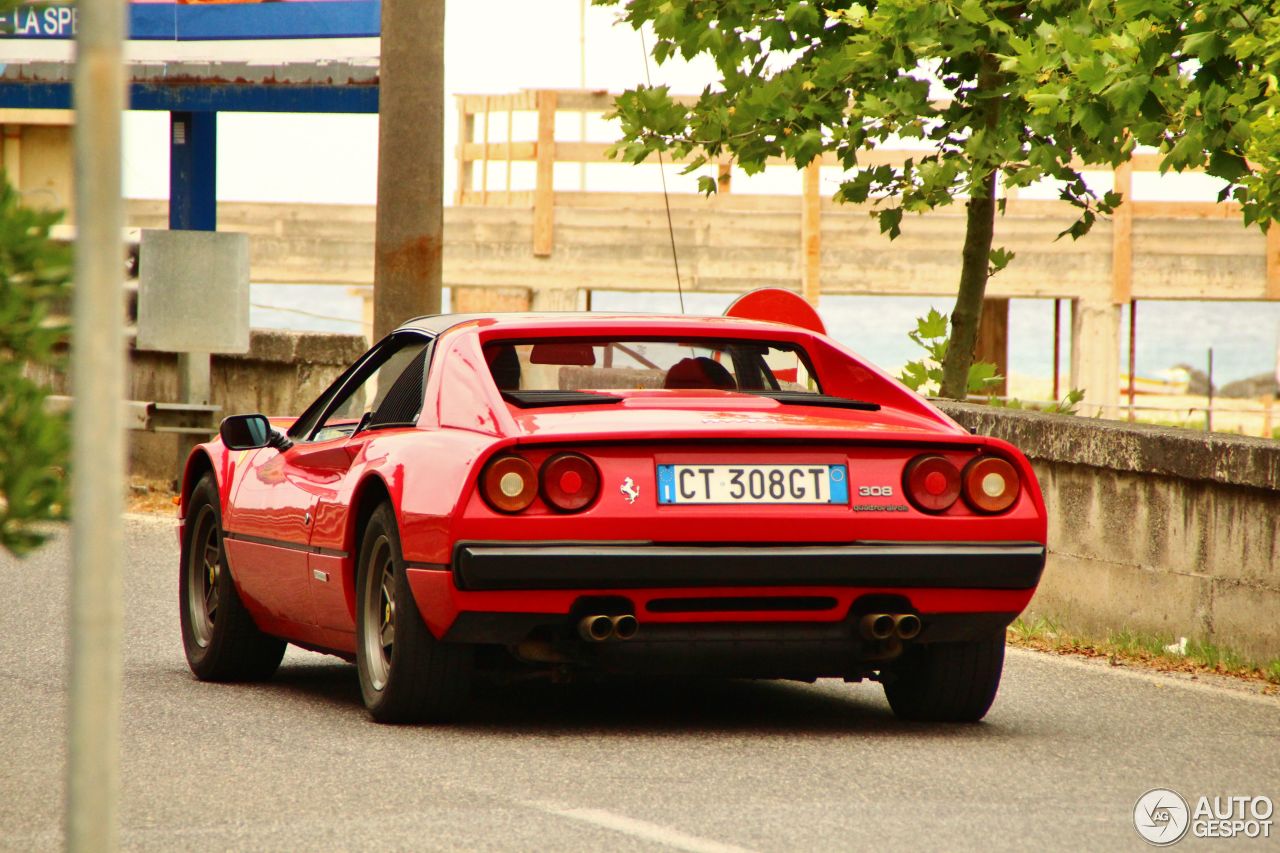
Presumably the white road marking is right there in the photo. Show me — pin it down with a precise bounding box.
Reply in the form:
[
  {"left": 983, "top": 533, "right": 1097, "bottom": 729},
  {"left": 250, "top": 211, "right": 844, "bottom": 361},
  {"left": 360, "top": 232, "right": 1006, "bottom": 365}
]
[
  {"left": 1008, "top": 647, "right": 1280, "bottom": 707},
  {"left": 524, "top": 801, "right": 758, "bottom": 853}
]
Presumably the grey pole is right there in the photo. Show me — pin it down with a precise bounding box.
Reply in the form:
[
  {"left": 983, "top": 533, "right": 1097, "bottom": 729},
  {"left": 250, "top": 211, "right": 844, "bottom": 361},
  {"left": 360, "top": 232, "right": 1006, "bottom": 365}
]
[
  {"left": 68, "top": 0, "right": 127, "bottom": 849},
  {"left": 373, "top": 0, "right": 445, "bottom": 339}
]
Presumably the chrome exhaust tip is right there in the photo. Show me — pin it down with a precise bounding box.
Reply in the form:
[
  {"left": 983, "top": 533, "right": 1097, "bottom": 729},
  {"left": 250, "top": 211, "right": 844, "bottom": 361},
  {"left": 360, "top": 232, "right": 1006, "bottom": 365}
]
[
  {"left": 578, "top": 614, "right": 615, "bottom": 642},
  {"left": 894, "top": 613, "right": 922, "bottom": 640},
  {"left": 859, "top": 613, "right": 896, "bottom": 641},
  {"left": 612, "top": 614, "right": 639, "bottom": 640}
]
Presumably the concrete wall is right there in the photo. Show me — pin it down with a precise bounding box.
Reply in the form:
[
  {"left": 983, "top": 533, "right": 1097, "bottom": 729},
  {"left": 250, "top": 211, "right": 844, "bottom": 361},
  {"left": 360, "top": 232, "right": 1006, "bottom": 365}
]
[
  {"left": 38, "top": 329, "right": 367, "bottom": 482},
  {"left": 938, "top": 401, "right": 1280, "bottom": 661},
  {"left": 138, "top": 329, "right": 366, "bottom": 480},
  {"left": 127, "top": 329, "right": 366, "bottom": 419}
]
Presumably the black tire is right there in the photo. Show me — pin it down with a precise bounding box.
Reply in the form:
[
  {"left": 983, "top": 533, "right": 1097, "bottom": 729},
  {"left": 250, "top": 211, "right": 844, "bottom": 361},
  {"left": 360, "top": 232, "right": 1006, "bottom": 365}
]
[
  {"left": 356, "top": 503, "right": 472, "bottom": 723},
  {"left": 882, "top": 636, "right": 1005, "bottom": 722},
  {"left": 180, "top": 473, "right": 286, "bottom": 681}
]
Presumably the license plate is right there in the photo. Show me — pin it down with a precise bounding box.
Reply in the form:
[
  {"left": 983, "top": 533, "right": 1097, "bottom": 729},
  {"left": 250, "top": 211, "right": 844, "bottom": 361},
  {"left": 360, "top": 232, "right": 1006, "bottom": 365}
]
[{"left": 656, "top": 464, "right": 848, "bottom": 505}]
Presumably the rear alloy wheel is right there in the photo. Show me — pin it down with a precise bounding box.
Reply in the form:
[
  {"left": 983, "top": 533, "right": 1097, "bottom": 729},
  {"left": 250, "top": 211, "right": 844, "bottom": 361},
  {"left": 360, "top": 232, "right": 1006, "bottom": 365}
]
[
  {"left": 356, "top": 503, "right": 472, "bottom": 723},
  {"left": 882, "top": 636, "right": 1005, "bottom": 722},
  {"left": 179, "top": 473, "right": 286, "bottom": 681}
]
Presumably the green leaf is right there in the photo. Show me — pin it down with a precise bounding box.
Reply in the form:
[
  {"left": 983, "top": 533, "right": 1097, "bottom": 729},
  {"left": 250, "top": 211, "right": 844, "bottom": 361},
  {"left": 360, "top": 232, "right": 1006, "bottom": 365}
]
[
  {"left": 1207, "top": 150, "right": 1249, "bottom": 184},
  {"left": 899, "top": 360, "right": 930, "bottom": 391},
  {"left": 988, "top": 247, "right": 1016, "bottom": 275},
  {"left": 965, "top": 361, "right": 1002, "bottom": 394},
  {"left": 877, "top": 207, "right": 904, "bottom": 239},
  {"left": 1183, "top": 30, "right": 1224, "bottom": 62}
]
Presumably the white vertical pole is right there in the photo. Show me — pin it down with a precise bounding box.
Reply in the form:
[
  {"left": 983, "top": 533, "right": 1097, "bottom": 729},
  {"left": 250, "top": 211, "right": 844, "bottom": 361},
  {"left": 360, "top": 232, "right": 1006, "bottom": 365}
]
[{"left": 68, "top": 0, "right": 127, "bottom": 849}]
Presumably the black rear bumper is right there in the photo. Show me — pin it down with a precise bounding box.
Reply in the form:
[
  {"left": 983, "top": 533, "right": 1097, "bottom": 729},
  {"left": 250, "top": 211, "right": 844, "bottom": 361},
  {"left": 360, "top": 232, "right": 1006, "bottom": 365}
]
[
  {"left": 452, "top": 541, "right": 1045, "bottom": 592},
  {"left": 442, "top": 610, "right": 1020, "bottom": 677}
]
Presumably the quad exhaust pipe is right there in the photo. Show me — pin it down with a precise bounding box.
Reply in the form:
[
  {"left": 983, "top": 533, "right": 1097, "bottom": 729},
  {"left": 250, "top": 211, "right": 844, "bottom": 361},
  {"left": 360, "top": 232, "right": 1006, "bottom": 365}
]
[
  {"left": 578, "top": 614, "right": 639, "bottom": 642},
  {"left": 858, "top": 612, "right": 922, "bottom": 642},
  {"left": 894, "top": 613, "right": 922, "bottom": 640},
  {"left": 613, "top": 614, "right": 639, "bottom": 640}
]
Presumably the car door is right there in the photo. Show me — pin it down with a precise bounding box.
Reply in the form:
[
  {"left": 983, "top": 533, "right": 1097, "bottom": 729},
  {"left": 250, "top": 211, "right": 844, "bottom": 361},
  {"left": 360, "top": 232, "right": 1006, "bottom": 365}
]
[
  {"left": 223, "top": 333, "right": 431, "bottom": 637},
  {"left": 303, "top": 336, "right": 433, "bottom": 636}
]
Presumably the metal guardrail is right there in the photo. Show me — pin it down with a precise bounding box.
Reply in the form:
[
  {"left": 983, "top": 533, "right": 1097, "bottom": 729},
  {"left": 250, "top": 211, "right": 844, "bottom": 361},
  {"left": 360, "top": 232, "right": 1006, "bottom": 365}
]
[{"left": 46, "top": 396, "right": 220, "bottom": 436}]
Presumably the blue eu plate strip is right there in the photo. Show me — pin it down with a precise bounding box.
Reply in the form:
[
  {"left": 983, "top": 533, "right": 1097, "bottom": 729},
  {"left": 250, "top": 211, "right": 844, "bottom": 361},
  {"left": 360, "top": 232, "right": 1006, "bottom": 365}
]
[
  {"left": 657, "top": 465, "right": 676, "bottom": 505},
  {"left": 828, "top": 464, "right": 848, "bottom": 504}
]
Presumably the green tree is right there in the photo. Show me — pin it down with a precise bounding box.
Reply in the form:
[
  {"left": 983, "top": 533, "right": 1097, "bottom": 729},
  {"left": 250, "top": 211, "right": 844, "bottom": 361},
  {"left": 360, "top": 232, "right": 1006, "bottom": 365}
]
[
  {"left": 0, "top": 179, "right": 70, "bottom": 554},
  {"left": 599, "top": 0, "right": 1280, "bottom": 399}
]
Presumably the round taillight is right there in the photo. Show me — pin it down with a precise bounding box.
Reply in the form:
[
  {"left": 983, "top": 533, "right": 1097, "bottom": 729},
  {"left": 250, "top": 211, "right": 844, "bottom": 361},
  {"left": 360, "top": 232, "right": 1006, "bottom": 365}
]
[
  {"left": 481, "top": 454, "right": 537, "bottom": 513},
  {"left": 903, "top": 454, "right": 961, "bottom": 513},
  {"left": 540, "top": 452, "right": 600, "bottom": 513},
  {"left": 962, "top": 456, "right": 1020, "bottom": 513}
]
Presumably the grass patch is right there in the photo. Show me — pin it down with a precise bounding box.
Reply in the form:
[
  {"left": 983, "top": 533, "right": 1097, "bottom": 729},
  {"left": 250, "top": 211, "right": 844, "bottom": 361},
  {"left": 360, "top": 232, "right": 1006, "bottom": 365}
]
[
  {"left": 1138, "top": 415, "right": 1208, "bottom": 431},
  {"left": 1008, "top": 616, "right": 1280, "bottom": 691},
  {"left": 128, "top": 478, "right": 179, "bottom": 515}
]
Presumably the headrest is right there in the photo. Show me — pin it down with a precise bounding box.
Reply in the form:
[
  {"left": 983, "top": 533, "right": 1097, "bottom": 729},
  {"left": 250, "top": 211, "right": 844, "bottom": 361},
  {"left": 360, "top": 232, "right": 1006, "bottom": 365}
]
[{"left": 663, "top": 356, "right": 736, "bottom": 390}]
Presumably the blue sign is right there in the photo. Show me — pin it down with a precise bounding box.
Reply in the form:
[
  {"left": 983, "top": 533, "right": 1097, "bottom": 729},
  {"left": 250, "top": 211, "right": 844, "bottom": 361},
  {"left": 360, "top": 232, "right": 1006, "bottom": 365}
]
[{"left": 0, "top": 1, "right": 381, "bottom": 41}]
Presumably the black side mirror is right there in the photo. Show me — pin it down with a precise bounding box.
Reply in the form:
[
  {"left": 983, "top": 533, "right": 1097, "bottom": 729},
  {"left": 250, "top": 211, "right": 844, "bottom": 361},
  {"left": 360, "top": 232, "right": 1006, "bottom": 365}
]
[{"left": 219, "top": 414, "right": 292, "bottom": 451}]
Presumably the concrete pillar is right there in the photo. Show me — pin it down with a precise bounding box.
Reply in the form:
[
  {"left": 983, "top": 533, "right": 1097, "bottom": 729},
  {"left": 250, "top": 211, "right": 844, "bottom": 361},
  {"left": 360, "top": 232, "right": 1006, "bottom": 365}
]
[
  {"left": 373, "top": 0, "right": 446, "bottom": 338},
  {"left": 2, "top": 125, "right": 21, "bottom": 188},
  {"left": 168, "top": 112, "right": 216, "bottom": 232},
  {"left": 8, "top": 123, "right": 75, "bottom": 222},
  {"left": 1070, "top": 298, "right": 1121, "bottom": 418},
  {"left": 974, "top": 296, "right": 1009, "bottom": 397}
]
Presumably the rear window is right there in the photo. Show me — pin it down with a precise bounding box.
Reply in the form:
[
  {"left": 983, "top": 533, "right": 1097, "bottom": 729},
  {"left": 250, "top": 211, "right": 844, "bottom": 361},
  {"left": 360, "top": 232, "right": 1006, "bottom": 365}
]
[{"left": 482, "top": 339, "right": 822, "bottom": 394}]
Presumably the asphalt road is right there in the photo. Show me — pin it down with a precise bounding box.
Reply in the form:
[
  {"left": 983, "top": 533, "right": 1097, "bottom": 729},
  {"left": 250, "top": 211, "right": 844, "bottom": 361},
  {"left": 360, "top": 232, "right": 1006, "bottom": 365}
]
[{"left": 2, "top": 515, "right": 1277, "bottom": 852}]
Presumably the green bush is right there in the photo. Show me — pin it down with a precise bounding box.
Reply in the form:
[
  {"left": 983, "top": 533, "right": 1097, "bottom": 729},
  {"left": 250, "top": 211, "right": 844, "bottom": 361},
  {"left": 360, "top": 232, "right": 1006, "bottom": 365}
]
[{"left": 0, "top": 179, "right": 70, "bottom": 555}]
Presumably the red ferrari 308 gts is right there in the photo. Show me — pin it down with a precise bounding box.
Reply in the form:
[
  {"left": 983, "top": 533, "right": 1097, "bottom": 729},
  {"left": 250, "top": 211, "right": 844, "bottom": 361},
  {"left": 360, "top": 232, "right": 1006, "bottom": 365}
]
[{"left": 178, "top": 301, "right": 1046, "bottom": 724}]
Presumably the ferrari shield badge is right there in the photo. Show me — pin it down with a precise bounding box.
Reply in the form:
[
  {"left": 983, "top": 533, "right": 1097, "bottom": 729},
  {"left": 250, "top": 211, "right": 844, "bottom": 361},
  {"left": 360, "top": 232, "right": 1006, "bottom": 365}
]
[{"left": 620, "top": 477, "right": 640, "bottom": 504}]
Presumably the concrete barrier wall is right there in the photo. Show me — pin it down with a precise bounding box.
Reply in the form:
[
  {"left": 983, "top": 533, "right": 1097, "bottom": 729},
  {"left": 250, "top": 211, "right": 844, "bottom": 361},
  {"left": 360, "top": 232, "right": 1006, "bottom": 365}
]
[
  {"left": 937, "top": 401, "right": 1280, "bottom": 661},
  {"left": 127, "top": 329, "right": 367, "bottom": 420},
  {"left": 37, "top": 329, "right": 367, "bottom": 482}
]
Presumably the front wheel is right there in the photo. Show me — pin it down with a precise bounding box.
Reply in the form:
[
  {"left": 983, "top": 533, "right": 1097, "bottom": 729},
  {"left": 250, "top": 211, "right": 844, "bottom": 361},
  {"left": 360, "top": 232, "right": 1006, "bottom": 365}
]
[
  {"left": 882, "top": 636, "right": 1005, "bottom": 722},
  {"left": 179, "top": 473, "right": 286, "bottom": 681},
  {"left": 356, "top": 503, "right": 472, "bottom": 723}
]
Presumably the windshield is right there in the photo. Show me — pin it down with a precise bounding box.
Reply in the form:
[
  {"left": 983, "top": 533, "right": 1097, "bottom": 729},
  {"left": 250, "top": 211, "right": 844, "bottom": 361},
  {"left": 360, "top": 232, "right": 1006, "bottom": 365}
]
[{"left": 482, "top": 338, "right": 822, "bottom": 395}]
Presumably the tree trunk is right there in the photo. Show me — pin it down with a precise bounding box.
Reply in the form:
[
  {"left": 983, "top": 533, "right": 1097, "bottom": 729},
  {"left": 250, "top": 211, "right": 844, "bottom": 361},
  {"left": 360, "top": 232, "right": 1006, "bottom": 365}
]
[
  {"left": 939, "top": 168, "right": 998, "bottom": 399},
  {"left": 940, "top": 49, "right": 1002, "bottom": 401}
]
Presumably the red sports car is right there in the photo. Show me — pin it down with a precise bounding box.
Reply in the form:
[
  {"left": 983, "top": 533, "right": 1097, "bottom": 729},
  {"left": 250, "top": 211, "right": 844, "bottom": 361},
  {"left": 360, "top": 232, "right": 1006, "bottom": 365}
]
[{"left": 178, "top": 298, "right": 1046, "bottom": 724}]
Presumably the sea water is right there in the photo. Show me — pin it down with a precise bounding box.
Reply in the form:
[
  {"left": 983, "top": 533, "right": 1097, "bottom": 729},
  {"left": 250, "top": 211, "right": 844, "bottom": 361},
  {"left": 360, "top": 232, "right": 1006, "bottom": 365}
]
[{"left": 249, "top": 284, "right": 1280, "bottom": 387}]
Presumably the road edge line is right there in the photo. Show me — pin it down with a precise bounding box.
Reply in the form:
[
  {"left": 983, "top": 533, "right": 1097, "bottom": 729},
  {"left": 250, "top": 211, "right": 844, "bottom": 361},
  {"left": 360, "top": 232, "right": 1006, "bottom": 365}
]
[{"left": 1007, "top": 646, "right": 1280, "bottom": 707}]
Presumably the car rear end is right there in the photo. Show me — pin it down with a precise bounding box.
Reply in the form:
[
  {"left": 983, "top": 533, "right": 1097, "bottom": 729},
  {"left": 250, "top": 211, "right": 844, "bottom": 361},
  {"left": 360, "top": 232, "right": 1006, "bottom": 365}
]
[
  {"left": 398, "top": 319, "right": 1047, "bottom": 720},
  {"left": 405, "top": 427, "right": 1045, "bottom": 682}
]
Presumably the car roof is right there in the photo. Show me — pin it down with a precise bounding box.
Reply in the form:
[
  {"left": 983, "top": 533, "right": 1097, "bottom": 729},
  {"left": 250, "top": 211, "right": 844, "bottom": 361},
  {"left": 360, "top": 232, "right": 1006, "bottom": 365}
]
[{"left": 395, "top": 312, "right": 813, "bottom": 338}]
